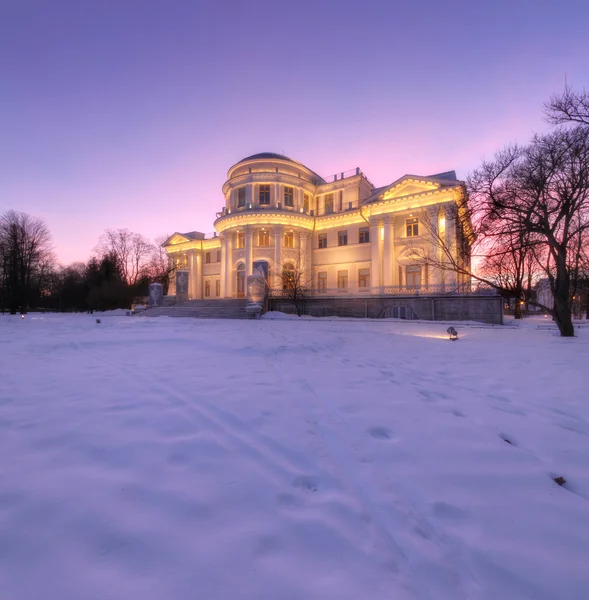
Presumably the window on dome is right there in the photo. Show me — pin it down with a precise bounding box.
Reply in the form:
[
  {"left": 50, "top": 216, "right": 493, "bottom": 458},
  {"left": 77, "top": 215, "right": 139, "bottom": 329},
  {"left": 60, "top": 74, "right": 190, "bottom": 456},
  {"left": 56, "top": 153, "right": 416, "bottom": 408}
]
[
  {"left": 284, "top": 187, "right": 294, "bottom": 207},
  {"left": 259, "top": 185, "right": 270, "bottom": 205},
  {"left": 237, "top": 187, "right": 246, "bottom": 208}
]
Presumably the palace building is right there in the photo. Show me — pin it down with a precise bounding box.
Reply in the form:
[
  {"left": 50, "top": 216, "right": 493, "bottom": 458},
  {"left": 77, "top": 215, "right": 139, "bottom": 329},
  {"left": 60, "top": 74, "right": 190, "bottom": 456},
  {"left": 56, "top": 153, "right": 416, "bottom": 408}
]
[{"left": 163, "top": 152, "right": 473, "bottom": 303}]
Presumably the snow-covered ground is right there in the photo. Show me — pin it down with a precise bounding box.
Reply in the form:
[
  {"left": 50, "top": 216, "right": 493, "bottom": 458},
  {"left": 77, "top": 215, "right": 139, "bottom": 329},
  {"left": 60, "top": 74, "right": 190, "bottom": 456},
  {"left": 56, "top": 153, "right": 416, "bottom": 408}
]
[{"left": 1, "top": 313, "right": 588, "bottom": 600}]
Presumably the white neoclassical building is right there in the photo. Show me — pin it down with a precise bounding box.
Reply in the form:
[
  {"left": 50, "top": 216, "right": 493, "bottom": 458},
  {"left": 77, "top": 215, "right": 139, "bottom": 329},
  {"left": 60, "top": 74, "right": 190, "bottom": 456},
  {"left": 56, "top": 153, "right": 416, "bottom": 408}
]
[{"left": 163, "top": 152, "right": 472, "bottom": 301}]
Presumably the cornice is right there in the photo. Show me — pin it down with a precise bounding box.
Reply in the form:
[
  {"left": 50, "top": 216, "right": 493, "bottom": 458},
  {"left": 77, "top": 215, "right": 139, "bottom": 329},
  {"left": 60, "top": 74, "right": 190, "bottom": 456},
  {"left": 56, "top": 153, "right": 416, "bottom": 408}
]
[
  {"left": 214, "top": 210, "right": 315, "bottom": 233},
  {"left": 366, "top": 188, "right": 456, "bottom": 217}
]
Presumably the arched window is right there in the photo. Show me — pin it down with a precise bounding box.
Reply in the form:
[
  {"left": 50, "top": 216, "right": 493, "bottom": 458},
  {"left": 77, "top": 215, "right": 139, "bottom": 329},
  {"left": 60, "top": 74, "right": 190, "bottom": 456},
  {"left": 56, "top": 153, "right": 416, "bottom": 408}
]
[{"left": 236, "top": 262, "right": 245, "bottom": 297}]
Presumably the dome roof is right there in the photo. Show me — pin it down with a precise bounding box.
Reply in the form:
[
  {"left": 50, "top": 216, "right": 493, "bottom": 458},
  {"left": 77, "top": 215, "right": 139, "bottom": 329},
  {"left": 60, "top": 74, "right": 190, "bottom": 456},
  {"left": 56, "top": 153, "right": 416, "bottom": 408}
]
[
  {"left": 236, "top": 152, "right": 297, "bottom": 164},
  {"left": 231, "top": 152, "right": 325, "bottom": 183}
]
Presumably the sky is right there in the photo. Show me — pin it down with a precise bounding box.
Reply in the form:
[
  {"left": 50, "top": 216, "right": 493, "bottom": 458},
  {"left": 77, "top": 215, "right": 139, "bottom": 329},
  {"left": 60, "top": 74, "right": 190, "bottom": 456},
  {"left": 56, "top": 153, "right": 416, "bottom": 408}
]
[{"left": 1, "top": 0, "right": 588, "bottom": 265}]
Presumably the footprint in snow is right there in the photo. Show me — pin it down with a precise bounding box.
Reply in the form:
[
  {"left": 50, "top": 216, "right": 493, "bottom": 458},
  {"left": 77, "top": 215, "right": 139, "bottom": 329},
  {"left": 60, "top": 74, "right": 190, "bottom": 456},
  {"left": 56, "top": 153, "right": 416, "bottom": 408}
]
[
  {"left": 292, "top": 475, "right": 319, "bottom": 492},
  {"left": 432, "top": 502, "right": 468, "bottom": 520},
  {"left": 368, "top": 426, "right": 393, "bottom": 441}
]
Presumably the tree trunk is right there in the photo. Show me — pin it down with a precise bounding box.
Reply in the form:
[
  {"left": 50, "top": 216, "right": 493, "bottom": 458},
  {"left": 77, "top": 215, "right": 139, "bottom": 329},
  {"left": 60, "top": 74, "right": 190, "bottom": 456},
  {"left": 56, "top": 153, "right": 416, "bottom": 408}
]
[
  {"left": 553, "top": 290, "right": 575, "bottom": 336},
  {"left": 553, "top": 256, "right": 575, "bottom": 336},
  {"left": 514, "top": 300, "right": 522, "bottom": 319}
]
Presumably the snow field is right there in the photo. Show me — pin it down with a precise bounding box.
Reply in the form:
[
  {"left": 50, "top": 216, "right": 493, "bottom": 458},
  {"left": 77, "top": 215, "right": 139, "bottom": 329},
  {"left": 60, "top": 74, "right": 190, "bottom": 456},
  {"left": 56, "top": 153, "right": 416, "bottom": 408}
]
[{"left": 1, "top": 314, "right": 588, "bottom": 599}]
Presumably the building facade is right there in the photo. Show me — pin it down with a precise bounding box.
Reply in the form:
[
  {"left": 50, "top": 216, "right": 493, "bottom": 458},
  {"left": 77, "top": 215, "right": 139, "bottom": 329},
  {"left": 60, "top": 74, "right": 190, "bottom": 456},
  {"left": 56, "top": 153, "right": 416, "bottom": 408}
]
[{"left": 163, "top": 152, "right": 472, "bottom": 301}]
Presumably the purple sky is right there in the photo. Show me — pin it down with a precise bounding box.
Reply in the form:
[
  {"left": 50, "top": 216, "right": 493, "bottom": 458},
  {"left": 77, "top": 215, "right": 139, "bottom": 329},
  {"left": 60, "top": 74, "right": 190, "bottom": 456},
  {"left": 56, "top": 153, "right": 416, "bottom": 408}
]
[{"left": 1, "top": 0, "right": 587, "bottom": 265}]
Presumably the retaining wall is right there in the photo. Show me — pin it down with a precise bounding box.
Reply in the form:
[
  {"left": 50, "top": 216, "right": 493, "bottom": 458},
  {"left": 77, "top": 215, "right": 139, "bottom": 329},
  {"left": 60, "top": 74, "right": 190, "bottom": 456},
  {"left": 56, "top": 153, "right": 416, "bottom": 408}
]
[{"left": 268, "top": 295, "right": 504, "bottom": 325}]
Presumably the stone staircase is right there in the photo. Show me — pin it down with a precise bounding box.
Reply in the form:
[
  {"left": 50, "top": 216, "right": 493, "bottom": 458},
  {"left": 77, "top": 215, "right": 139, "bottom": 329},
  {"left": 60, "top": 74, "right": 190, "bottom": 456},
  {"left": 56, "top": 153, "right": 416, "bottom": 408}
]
[{"left": 136, "top": 298, "right": 249, "bottom": 319}]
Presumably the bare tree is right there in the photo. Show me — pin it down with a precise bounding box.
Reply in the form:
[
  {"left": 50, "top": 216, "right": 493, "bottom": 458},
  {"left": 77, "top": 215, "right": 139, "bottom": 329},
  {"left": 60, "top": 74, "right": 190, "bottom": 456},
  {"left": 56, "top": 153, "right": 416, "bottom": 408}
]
[
  {"left": 545, "top": 84, "right": 589, "bottom": 126},
  {"left": 417, "top": 126, "right": 589, "bottom": 335},
  {"left": 145, "top": 234, "right": 176, "bottom": 294},
  {"left": 473, "top": 128, "right": 589, "bottom": 336},
  {"left": 95, "top": 228, "right": 154, "bottom": 286},
  {"left": 0, "top": 211, "right": 54, "bottom": 314},
  {"left": 278, "top": 245, "right": 313, "bottom": 317}
]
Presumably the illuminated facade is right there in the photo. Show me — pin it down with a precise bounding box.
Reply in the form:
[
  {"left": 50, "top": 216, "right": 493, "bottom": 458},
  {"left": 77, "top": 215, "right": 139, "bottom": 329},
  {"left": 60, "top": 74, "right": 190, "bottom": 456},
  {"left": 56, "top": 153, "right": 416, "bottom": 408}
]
[{"left": 163, "top": 153, "right": 472, "bottom": 300}]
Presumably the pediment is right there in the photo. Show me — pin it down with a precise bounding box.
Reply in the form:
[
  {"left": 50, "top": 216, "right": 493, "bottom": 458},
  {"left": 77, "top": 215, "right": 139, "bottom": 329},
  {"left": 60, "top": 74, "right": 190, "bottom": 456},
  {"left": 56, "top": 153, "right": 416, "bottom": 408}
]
[
  {"left": 381, "top": 177, "right": 440, "bottom": 201},
  {"left": 164, "top": 233, "right": 191, "bottom": 246}
]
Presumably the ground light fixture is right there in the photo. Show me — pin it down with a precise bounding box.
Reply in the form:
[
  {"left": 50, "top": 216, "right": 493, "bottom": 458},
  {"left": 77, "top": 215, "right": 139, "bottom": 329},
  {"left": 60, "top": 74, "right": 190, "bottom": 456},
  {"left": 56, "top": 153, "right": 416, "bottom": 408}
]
[{"left": 447, "top": 326, "right": 458, "bottom": 341}]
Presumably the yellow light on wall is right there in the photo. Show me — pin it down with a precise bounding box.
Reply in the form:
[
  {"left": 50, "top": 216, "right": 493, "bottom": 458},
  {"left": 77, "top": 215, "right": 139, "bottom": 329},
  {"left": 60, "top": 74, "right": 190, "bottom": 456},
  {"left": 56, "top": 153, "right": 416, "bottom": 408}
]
[
  {"left": 439, "top": 216, "right": 446, "bottom": 228},
  {"left": 380, "top": 226, "right": 384, "bottom": 241}
]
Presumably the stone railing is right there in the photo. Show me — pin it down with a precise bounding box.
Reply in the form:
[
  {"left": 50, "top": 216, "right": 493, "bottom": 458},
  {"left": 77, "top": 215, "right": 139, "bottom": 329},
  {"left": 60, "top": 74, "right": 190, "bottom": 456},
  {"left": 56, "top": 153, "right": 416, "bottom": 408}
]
[{"left": 269, "top": 284, "right": 498, "bottom": 298}]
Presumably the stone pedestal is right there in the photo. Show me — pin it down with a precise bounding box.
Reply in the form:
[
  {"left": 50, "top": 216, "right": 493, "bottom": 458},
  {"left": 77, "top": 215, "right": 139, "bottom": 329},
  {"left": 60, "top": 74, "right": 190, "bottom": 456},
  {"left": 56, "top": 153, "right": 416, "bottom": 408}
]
[
  {"left": 175, "top": 270, "right": 190, "bottom": 303},
  {"left": 148, "top": 283, "right": 163, "bottom": 307},
  {"left": 247, "top": 274, "right": 267, "bottom": 305}
]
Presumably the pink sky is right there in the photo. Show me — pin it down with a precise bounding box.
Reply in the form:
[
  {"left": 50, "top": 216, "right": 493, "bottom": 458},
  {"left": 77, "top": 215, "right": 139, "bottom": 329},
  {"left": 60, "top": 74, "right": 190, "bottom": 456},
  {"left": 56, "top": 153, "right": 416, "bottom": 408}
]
[{"left": 1, "top": 0, "right": 587, "bottom": 265}]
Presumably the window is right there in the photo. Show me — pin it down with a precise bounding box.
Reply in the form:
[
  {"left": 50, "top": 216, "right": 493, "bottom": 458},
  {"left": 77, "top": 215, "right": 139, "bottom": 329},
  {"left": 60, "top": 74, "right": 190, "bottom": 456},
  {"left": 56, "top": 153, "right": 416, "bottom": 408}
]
[
  {"left": 205, "top": 252, "right": 211, "bottom": 264},
  {"left": 259, "top": 185, "right": 270, "bottom": 205},
  {"left": 284, "top": 186, "right": 294, "bottom": 207},
  {"left": 216, "top": 250, "right": 221, "bottom": 262},
  {"left": 338, "top": 230, "right": 348, "bottom": 246},
  {"left": 204, "top": 280, "right": 211, "bottom": 297},
  {"left": 406, "top": 265, "right": 422, "bottom": 287},
  {"left": 258, "top": 229, "right": 270, "bottom": 246},
  {"left": 325, "top": 193, "right": 334, "bottom": 214},
  {"left": 406, "top": 217, "right": 419, "bottom": 237},
  {"left": 215, "top": 280, "right": 220, "bottom": 296},
  {"left": 338, "top": 190, "right": 343, "bottom": 212},
  {"left": 318, "top": 271, "right": 327, "bottom": 291},
  {"left": 236, "top": 232, "right": 245, "bottom": 249},
  {"left": 303, "top": 194, "right": 310, "bottom": 213},
  {"left": 282, "top": 262, "right": 295, "bottom": 290},
  {"left": 284, "top": 231, "right": 294, "bottom": 248},
  {"left": 237, "top": 187, "right": 246, "bottom": 208},
  {"left": 358, "top": 268, "right": 370, "bottom": 288},
  {"left": 236, "top": 263, "right": 245, "bottom": 297},
  {"left": 337, "top": 270, "right": 348, "bottom": 290},
  {"left": 318, "top": 233, "right": 327, "bottom": 249},
  {"left": 359, "top": 227, "right": 370, "bottom": 243}
]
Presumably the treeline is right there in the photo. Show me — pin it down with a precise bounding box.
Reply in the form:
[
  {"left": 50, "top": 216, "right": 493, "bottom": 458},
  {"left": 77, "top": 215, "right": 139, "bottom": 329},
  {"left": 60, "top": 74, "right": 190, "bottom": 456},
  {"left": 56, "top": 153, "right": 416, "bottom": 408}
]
[{"left": 0, "top": 211, "right": 171, "bottom": 314}]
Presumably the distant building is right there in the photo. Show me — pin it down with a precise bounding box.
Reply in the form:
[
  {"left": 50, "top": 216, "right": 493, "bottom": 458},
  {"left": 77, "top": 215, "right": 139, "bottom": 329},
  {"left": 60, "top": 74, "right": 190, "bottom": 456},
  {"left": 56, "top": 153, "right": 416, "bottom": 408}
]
[
  {"left": 536, "top": 278, "right": 553, "bottom": 310},
  {"left": 163, "top": 152, "right": 473, "bottom": 301}
]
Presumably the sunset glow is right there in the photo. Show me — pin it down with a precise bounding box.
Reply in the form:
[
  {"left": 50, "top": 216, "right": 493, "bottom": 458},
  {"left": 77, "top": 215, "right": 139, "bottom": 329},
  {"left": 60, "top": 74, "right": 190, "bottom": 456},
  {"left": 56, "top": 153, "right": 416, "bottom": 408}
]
[{"left": 1, "top": 0, "right": 587, "bottom": 264}]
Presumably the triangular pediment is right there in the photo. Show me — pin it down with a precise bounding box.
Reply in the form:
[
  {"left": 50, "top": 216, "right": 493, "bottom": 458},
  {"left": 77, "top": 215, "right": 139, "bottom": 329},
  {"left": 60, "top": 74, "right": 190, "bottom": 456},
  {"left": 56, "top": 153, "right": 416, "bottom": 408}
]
[
  {"left": 163, "top": 233, "right": 191, "bottom": 246},
  {"left": 381, "top": 176, "right": 440, "bottom": 201},
  {"left": 363, "top": 172, "right": 460, "bottom": 205}
]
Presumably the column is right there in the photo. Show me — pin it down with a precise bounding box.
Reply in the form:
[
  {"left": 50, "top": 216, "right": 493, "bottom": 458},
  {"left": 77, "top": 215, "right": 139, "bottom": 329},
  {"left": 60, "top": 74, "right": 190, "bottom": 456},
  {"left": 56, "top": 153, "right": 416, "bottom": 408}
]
[
  {"left": 382, "top": 216, "right": 394, "bottom": 288},
  {"left": 300, "top": 230, "right": 312, "bottom": 287},
  {"left": 273, "top": 225, "right": 282, "bottom": 289},
  {"left": 428, "top": 206, "right": 441, "bottom": 287},
  {"left": 249, "top": 183, "right": 255, "bottom": 208},
  {"left": 444, "top": 204, "right": 457, "bottom": 289},
  {"left": 219, "top": 235, "right": 227, "bottom": 298},
  {"left": 370, "top": 218, "right": 382, "bottom": 291},
  {"left": 195, "top": 252, "right": 202, "bottom": 299},
  {"left": 188, "top": 250, "right": 196, "bottom": 299},
  {"left": 275, "top": 183, "right": 281, "bottom": 207},
  {"left": 168, "top": 253, "right": 176, "bottom": 295},
  {"left": 245, "top": 226, "right": 254, "bottom": 276},
  {"left": 225, "top": 231, "right": 233, "bottom": 297}
]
